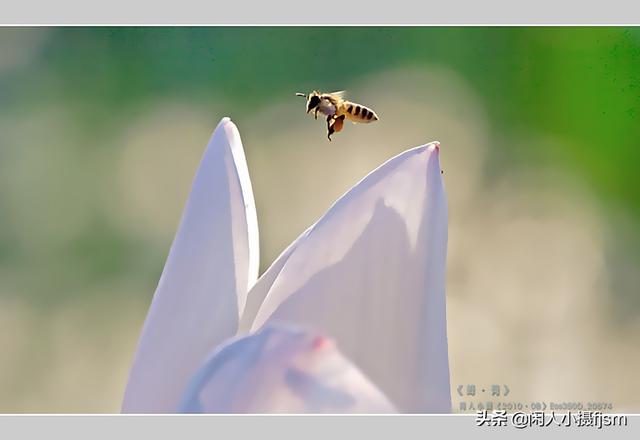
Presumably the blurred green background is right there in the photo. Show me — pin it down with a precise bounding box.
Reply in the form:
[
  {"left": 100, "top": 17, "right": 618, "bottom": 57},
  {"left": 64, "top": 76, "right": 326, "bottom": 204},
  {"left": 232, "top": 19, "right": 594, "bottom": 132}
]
[{"left": 1, "top": 27, "right": 640, "bottom": 412}]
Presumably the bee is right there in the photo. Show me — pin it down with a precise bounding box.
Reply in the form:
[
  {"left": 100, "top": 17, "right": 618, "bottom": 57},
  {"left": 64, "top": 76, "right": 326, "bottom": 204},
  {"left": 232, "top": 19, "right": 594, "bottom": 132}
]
[{"left": 295, "top": 90, "right": 379, "bottom": 141}]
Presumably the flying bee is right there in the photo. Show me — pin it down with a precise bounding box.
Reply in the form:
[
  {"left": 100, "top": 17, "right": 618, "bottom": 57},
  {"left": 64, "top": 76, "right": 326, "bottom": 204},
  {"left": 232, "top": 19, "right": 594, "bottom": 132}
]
[{"left": 295, "top": 90, "right": 379, "bottom": 141}]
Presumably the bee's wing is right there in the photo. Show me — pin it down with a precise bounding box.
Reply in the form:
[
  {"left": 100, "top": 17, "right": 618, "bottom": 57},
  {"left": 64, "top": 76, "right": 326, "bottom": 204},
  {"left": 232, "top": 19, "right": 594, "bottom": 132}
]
[{"left": 328, "top": 90, "right": 346, "bottom": 99}]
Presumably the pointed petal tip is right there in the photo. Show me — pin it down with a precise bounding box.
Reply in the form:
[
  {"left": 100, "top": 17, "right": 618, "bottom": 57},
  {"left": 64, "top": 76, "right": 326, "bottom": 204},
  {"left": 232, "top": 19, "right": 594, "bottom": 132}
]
[
  {"left": 422, "top": 141, "right": 443, "bottom": 174},
  {"left": 426, "top": 141, "right": 440, "bottom": 153},
  {"left": 213, "top": 115, "right": 260, "bottom": 299},
  {"left": 215, "top": 117, "right": 237, "bottom": 136},
  {"left": 407, "top": 141, "right": 440, "bottom": 158}
]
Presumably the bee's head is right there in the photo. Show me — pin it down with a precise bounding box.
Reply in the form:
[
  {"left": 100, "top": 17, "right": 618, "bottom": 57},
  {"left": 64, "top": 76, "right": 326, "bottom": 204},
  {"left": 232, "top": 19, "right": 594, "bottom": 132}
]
[
  {"left": 306, "top": 91, "right": 321, "bottom": 113},
  {"left": 296, "top": 91, "right": 321, "bottom": 114}
]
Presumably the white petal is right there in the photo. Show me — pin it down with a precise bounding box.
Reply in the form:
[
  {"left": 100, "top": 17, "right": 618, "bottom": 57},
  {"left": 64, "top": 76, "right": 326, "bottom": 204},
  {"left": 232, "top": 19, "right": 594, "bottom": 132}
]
[
  {"left": 247, "top": 142, "right": 450, "bottom": 413},
  {"left": 239, "top": 225, "right": 310, "bottom": 333},
  {"left": 179, "top": 325, "right": 397, "bottom": 413},
  {"left": 122, "top": 117, "right": 259, "bottom": 413}
]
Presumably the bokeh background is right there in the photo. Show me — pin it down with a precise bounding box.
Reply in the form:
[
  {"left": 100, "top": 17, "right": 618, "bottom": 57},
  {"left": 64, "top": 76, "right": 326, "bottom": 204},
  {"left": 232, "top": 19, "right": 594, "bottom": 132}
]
[{"left": 1, "top": 27, "right": 640, "bottom": 413}]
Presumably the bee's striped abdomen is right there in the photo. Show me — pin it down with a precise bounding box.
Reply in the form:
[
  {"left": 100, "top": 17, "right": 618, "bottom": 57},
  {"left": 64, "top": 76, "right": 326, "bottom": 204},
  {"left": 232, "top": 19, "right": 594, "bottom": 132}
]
[{"left": 343, "top": 101, "right": 379, "bottom": 123}]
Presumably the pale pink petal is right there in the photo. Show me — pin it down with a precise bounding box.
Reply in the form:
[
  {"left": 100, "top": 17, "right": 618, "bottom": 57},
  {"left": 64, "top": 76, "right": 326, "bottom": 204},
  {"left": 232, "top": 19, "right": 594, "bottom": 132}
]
[
  {"left": 247, "top": 143, "right": 450, "bottom": 413},
  {"left": 122, "top": 117, "right": 259, "bottom": 413},
  {"left": 179, "top": 325, "right": 397, "bottom": 413},
  {"left": 239, "top": 225, "right": 310, "bottom": 333}
]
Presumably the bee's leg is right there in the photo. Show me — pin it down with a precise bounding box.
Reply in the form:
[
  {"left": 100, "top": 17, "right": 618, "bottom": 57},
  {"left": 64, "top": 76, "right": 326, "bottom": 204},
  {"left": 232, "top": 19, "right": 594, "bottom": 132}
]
[
  {"left": 326, "top": 116, "right": 335, "bottom": 141},
  {"left": 314, "top": 109, "right": 319, "bottom": 120},
  {"left": 326, "top": 115, "right": 345, "bottom": 141}
]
